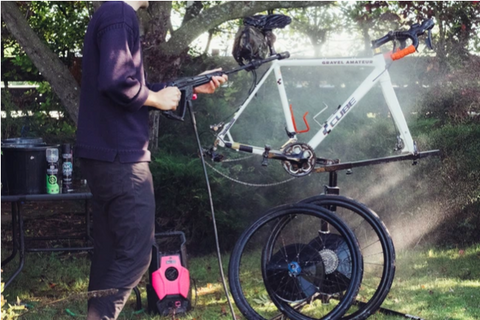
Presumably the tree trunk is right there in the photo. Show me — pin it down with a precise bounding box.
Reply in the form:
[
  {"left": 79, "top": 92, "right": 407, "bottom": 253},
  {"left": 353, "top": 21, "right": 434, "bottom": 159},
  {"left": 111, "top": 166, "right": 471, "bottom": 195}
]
[
  {"left": 204, "top": 29, "right": 214, "bottom": 55},
  {"left": 1, "top": 1, "right": 81, "bottom": 125}
]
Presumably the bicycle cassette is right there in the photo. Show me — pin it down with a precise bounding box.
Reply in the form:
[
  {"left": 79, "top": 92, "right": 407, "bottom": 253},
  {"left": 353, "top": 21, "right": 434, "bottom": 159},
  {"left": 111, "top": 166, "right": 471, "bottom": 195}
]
[
  {"left": 308, "top": 234, "right": 353, "bottom": 294},
  {"left": 281, "top": 143, "right": 316, "bottom": 177}
]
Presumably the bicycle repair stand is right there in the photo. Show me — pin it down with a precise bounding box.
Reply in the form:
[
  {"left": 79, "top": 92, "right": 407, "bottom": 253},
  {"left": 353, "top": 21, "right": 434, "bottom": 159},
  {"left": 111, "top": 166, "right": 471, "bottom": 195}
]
[{"left": 320, "top": 150, "right": 440, "bottom": 320}]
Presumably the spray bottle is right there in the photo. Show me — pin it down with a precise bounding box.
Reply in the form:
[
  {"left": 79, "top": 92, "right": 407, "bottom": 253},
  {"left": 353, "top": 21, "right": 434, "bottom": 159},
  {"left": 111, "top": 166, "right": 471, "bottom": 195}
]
[
  {"left": 62, "top": 143, "right": 73, "bottom": 193},
  {"left": 46, "top": 147, "right": 59, "bottom": 194}
]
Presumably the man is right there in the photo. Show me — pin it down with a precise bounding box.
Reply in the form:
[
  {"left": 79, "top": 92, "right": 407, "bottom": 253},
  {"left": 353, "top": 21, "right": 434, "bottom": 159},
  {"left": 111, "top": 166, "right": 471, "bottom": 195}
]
[{"left": 75, "top": 2, "right": 227, "bottom": 319}]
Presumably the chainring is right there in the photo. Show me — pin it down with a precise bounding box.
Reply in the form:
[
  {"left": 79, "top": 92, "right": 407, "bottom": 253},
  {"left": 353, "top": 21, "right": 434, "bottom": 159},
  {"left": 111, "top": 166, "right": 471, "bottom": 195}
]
[{"left": 281, "top": 143, "right": 316, "bottom": 177}]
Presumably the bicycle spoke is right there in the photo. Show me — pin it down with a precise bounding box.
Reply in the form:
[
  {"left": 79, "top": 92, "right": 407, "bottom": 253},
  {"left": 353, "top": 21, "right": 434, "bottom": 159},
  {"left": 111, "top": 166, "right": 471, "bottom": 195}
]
[
  {"left": 300, "top": 195, "right": 395, "bottom": 319},
  {"left": 229, "top": 203, "right": 362, "bottom": 320}
]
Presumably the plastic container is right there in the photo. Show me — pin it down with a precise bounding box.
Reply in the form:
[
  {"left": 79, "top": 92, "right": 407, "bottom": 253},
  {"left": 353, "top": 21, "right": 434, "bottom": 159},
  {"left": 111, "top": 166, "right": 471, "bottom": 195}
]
[
  {"left": 46, "top": 147, "right": 60, "bottom": 194},
  {"left": 2, "top": 143, "right": 59, "bottom": 195},
  {"left": 61, "top": 144, "right": 73, "bottom": 193}
]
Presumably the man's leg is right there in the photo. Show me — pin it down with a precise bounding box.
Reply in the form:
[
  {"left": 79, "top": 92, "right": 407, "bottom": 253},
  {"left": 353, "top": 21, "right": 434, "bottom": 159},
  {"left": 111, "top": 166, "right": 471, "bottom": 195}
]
[{"left": 81, "top": 159, "right": 155, "bottom": 320}]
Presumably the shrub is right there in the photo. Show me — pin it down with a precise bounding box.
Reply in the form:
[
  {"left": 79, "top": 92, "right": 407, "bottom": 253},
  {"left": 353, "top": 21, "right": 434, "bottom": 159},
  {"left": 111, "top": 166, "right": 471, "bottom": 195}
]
[{"left": 421, "top": 56, "right": 480, "bottom": 124}]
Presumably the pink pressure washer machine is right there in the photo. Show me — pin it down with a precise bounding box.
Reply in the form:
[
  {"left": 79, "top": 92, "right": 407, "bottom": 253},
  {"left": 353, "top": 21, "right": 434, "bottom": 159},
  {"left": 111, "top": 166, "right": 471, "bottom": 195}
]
[{"left": 146, "top": 231, "right": 191, "bottom": 316}]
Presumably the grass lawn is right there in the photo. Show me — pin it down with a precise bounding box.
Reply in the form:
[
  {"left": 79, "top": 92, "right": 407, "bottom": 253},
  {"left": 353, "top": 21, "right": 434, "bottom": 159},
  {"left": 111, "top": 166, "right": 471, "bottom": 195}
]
[{"left": 2, "top": 245, "right": 480, "bottom": 319}]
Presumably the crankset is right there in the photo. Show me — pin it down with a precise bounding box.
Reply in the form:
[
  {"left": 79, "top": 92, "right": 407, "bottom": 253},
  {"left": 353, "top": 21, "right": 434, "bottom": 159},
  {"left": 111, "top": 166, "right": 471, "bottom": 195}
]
[{"left": 281, "top": 142, "right": 316, "bottom": 177}]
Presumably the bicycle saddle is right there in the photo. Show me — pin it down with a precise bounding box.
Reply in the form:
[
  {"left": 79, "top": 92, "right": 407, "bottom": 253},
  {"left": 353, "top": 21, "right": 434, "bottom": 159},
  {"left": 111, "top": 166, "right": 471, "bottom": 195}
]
[
  {"left": 232, "top": 14, "right": 291, "bottom": 67},
  {"left": 244, "top": 14, "right": 292, "bottom": 31}
]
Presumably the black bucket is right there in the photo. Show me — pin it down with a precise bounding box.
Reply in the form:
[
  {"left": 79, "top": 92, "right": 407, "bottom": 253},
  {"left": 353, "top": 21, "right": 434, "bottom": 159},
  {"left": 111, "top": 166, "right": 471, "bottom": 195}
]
[{"left": 1, "top": 139, "right": 58, "bottom": 195}]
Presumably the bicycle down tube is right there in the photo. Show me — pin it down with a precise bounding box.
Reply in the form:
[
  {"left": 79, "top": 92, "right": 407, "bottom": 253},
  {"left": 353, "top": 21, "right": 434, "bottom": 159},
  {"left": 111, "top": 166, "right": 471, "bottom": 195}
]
[{"left": 215, "top": 51, "right": 416, "bottom": 157}]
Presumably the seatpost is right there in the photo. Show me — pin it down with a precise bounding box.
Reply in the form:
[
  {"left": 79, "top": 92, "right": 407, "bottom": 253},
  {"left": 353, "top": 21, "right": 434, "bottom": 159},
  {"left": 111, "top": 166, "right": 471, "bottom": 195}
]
[{"left": 326, "top": 171, "right": 339, "bottom": 195}]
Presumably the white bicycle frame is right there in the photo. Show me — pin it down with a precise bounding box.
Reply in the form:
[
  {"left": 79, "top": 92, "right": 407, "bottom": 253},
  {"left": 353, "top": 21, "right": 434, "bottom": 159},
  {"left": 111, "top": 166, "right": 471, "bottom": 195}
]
[{"left": 214, "top": 51, "right": 416, "bottom": 157}]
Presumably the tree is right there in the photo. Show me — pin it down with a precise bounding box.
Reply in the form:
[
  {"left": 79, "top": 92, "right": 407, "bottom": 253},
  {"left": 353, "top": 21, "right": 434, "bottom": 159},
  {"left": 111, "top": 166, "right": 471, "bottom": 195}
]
[
  {"left": 341, "top": 1, "right": 400, "bottom": 55},
  {"left": 1, "top": 1, "right": 86, "bottom": 123},
  {"left": 394, "top": 1, "right": 480, "bottom": 69},
  {"left": 288, "top": 4, "right": 339, "bottom": 57},
  {"left": 2, "top": 1, "right": 331, "bottom": 125}
]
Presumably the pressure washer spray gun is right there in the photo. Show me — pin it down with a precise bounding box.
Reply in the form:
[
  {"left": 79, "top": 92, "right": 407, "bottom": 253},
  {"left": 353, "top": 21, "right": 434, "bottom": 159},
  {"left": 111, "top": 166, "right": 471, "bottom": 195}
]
[
  {"left": 162, "top": 51, "right": 290, "bottom": 122},
  {"left": 162, "top": 13, "right": 292, "bottom": 122}
]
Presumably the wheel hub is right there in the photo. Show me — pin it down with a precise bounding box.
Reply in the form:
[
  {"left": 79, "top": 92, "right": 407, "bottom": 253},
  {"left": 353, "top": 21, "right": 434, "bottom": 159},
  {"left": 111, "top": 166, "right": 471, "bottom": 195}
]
[{"left": 288, "top": 261, "right": 302, "bottom": 276}]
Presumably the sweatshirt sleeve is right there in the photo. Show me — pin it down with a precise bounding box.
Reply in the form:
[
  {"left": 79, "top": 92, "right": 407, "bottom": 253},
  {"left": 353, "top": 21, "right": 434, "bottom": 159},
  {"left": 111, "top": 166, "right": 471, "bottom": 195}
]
[
  {"left": 96, "top": 22, "right": 149, "bottom": 112},
  {"left": 146, "top": 81, "right": 167, "bottom": 92}
]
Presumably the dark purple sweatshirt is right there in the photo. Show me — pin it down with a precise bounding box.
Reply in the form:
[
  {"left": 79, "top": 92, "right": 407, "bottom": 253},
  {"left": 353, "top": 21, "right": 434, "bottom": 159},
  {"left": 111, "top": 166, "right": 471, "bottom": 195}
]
[{"left": 76, "top": 1, "right": 164, "bottom": 163}]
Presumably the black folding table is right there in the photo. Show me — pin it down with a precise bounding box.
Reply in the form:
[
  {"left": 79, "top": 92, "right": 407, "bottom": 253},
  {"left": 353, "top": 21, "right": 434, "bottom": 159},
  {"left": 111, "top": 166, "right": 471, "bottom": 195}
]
[{"left": 1, "top": 191, "right": 93, "bottom": 288}]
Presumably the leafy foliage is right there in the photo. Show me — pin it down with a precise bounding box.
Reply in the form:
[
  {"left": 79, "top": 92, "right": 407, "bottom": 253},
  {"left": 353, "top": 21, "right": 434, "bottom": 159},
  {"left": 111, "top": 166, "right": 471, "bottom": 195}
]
[
  {"left": 421, "top": 122, "right": 480, "bottom": 245},
  {"left": 420, "top": 55, "right": 480, "bottom": 124},
  {"left": 16, "top": 1, "right": 90, "bottom": 58},
  {"left": 0, "top": 85, "right": 76, "bottom": 144},
  {"left": 1, "top": 280, "right": 26, "bottom": 320}
]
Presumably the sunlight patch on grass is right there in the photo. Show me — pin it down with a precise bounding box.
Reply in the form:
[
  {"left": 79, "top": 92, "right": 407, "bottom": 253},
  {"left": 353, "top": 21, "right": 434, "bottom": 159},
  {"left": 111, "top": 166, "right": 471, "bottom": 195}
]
[{"left": 380, "top": 245, "right": 480, "bottom": 320}]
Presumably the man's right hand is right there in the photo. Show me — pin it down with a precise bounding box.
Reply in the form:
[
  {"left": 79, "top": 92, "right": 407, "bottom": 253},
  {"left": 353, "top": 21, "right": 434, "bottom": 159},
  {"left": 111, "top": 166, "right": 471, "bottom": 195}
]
[{"left": 145, "top": 86, "right": 181, "bottom": 111}]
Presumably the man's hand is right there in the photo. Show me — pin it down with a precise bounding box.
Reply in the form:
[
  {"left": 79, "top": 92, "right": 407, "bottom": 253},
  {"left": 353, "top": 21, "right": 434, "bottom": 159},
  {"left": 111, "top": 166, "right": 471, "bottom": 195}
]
[
  {"left": 145, "top": 87, "right": 181, "bottom": 111},
  {"left": 194, "top": 68, "right": 228, "bottom": 94}
]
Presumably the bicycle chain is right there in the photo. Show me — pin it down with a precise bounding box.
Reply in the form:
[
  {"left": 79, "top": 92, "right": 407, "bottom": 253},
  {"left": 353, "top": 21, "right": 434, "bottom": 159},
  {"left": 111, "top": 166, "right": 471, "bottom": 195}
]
[
  {"left": 205, "top": 160, "right": 296, "bottom": 187},
  {"left": 221, "top": 155, "right": 254, "bottom": 163}
]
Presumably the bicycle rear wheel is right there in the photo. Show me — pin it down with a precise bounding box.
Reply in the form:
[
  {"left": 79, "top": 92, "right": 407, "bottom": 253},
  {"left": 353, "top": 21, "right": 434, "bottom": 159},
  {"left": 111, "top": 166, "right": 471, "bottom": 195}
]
[
  {"left": 228, "top": 203, "right": 363, "bottom": 320},
  {"left": 300, "top": 195, "right": 395, "bottom": 320}
]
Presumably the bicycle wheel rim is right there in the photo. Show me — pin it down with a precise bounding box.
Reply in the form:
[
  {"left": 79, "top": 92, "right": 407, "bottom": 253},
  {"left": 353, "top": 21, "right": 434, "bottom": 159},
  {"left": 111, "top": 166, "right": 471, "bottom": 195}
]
[
  {"left": 301, "top": 195, "right": 395, "bottom": 320},
  {"left": 228, "top": 203, "right": 363, "bottom": 320}
]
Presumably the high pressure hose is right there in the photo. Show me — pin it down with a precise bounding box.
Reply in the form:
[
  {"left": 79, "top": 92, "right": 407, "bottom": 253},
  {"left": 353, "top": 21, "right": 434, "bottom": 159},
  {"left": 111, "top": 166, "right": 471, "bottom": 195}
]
[{"left": 187, "top": 101, "right": 237, "bottom": 320}]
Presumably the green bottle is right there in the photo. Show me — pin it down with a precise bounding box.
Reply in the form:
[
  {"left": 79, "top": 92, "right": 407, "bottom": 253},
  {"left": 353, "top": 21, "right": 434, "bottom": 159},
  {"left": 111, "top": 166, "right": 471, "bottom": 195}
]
[{"left": 46, "top": 148, "right": 59, "bottom": 194}]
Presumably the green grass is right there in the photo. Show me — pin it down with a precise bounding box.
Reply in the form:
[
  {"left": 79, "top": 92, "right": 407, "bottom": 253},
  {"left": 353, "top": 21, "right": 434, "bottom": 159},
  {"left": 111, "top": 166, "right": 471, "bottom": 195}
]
[
  {"left": 2, "top": 246, "right": 480, "bottom": 319},
  {"left": 376, "top": 246, "right": 480, "bottom": 320}
]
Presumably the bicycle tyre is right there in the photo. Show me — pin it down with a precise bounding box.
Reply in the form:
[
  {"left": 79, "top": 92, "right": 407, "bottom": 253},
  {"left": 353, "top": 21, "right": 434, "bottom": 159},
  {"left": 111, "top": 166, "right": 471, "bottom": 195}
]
[
  {"left": 228, "top": 203, "right": 363, "bottom": 320},
  {"left": 300, "top": 195, "right": 395, "bottom": 320}
]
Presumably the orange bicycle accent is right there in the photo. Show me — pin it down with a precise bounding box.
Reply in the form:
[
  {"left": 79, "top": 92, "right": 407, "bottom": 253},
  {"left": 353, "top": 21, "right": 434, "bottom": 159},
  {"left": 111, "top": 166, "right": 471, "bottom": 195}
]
[
  {"left": 390, "top": 45, "right": 416, "bottom": 61},
  {"left": 289, "top": 104, "right": 310, "bottom": 134}
]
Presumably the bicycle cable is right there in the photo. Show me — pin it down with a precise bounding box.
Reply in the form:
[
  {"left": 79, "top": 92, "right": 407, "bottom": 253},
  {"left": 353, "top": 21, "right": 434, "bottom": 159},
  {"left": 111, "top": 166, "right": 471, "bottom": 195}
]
[
  {"left": 202, "top": 133, "right": 296, "bottom": 187},
  {"left": 187, "top": 101, "right": 237, "bottom": 320}
]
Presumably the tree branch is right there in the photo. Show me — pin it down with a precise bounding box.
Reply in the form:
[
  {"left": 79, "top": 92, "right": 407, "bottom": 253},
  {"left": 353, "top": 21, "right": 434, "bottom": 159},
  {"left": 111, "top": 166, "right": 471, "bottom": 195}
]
[
  {"left": 159, "top": 1, "right": 332, "bottom": 55},
  {"left": 1, "top": 1, "right": 81, "bottom": 124}
]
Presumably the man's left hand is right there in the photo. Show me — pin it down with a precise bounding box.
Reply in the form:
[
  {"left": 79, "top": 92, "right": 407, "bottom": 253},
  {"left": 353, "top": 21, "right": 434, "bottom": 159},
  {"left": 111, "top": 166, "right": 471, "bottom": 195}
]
[{"left": 194, "top": 68, "right": 228, "bottom": 94}]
